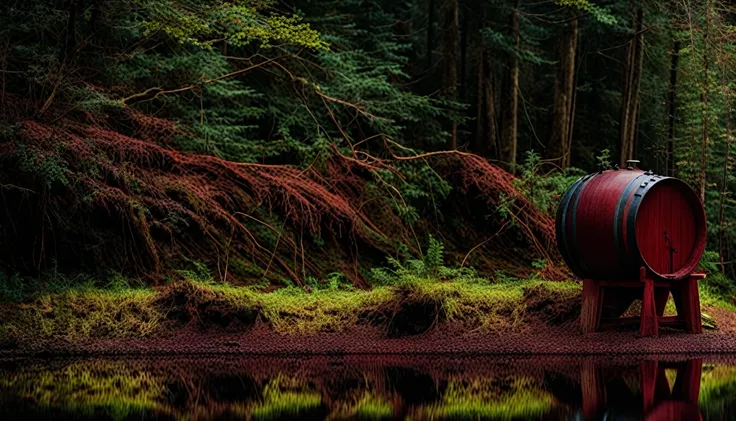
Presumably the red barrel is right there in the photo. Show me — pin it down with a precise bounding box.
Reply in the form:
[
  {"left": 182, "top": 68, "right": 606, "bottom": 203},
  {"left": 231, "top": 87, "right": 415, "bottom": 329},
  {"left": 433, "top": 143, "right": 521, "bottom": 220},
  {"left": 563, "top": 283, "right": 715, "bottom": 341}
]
[{"left": 556, "top": 168, "right": 706, "bottom": 280}]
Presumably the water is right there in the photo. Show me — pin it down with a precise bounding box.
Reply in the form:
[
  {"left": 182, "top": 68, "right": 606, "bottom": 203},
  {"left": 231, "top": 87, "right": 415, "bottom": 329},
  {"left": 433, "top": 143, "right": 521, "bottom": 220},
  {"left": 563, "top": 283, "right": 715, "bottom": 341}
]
[{"left": 1, "top": 355, "right": 734, "bottom": 420}]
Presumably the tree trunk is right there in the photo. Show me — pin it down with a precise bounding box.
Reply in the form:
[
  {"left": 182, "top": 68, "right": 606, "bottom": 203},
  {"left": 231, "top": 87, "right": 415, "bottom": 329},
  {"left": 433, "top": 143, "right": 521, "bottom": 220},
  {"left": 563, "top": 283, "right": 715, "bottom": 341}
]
[
  {"left": 475, "top": 49, "right": 484, "bottom": 154},
  {"left": 443, "top": 0, "right": 459, "bottom": 149},
  {"left": 484, "top": 52, "right": 499, "bottom": 158},
  {"left": 460, "top": 7, "right": 469, "bottom": 100},
  {"left": 427, "top": 0, "right": 436, "bottom": 69},
  {"left": 566, "top": 40, "right": 578, "bottom": 170},
  {"left": 719, "top": 66, "right": 731, "bottom": 274},
  {"left": 501, "top": 1, "right": 520, "bottom": 173},
  {"left": 666, "top": 41, "right": 681, "bottom": 177},
  {"left": 475, "top": 50, "right": 499, "bottom": 157},
  {"left": 699, "top": 0, "right": 710, "bottom": 202},
  {"left": 619, "top": 8, "right": 644, "bottom": 167},
  {"left": 546, "top": 17, "right": 578, "bottom": 170},
  {"left": 64, "top": 0, "right": 79, "bottom": 59}
]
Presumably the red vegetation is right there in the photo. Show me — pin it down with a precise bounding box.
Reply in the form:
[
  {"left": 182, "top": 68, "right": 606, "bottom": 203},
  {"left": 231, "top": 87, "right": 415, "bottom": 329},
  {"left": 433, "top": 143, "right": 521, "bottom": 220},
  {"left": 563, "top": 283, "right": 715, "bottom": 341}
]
[{"left": 0, "top": 102, "right": 563, "bottom": 285}]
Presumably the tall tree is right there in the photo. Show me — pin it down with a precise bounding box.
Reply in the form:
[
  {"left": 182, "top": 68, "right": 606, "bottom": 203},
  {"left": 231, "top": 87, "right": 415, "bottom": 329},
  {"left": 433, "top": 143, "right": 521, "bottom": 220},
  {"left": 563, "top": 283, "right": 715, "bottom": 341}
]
[
  {"left": 546, "top": 17, "right": 578, "bottom": 169},
  {"left": 475, "top": 48, "right": 499, "bottom": 158},
  {"left": 427, "top": 0, "right": 436, "bottom": 69},
  {"left": 719, "top": 65, "right": 732, "bottom": 273},
  {"left": 619, "top": 8, "right": 644, "bottom": 167},
  {"left": 500, "top": 0, "right": 520, "bottom": 173},
  {"left": 699, "top": 0, "right": 711, "bottom": 202},
  {"left": 666, "top": 41, "right": 681, "bottom": 177},
  {"left": 483, "top": 52, "right": 500, "bottom": 158},
  {"left": 443, "top": 0, "right": 459, "bottom": 149}
]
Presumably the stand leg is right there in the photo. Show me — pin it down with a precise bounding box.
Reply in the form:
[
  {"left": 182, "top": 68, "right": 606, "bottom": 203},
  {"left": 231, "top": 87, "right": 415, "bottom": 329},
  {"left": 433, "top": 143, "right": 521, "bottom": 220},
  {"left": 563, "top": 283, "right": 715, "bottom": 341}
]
[
  {"left": 673, "top": 276, "right": 703, "bottom": 334},
  {"left": 640, "top": 268, "right": 659, "bottom": 337},
  {"left": 581, "top": 279, "right": 601, "bottom": 333}
]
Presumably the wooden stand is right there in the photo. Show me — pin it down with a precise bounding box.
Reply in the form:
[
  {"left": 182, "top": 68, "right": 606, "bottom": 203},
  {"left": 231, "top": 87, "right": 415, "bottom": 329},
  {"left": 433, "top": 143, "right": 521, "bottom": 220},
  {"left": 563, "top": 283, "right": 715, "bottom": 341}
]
[{"left": 580, "top": 267, "right": 705, "bottom": 337}]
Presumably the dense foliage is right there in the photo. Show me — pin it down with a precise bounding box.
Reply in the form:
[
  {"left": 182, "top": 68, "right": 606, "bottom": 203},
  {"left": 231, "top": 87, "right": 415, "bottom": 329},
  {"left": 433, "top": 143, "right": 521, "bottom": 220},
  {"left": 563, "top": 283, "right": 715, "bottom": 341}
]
[{"left": 0, "top": 0, "right": 735, "bottom": 291}]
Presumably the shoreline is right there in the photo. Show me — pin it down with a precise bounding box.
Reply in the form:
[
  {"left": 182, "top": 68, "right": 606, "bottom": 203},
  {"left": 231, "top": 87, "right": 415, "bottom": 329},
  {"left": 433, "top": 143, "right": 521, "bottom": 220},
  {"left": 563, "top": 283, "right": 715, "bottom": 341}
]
[{"left": 4, "top": 324, "right": 736, "bottom": 357}]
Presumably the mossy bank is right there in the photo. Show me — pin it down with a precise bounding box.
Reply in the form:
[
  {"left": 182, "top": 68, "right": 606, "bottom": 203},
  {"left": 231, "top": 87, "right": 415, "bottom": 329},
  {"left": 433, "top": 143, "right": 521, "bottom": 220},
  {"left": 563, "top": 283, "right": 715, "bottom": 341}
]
[
  {"left": 0, "top": 276, "right": 583, "bottom": 348},
  {"left": 3, "top": 240, "right": 735, "bottom": 351}
]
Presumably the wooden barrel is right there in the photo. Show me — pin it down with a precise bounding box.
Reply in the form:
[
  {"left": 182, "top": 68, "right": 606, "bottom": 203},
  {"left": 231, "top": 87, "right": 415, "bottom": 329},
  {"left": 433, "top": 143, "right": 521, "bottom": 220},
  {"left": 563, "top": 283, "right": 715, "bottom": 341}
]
[{"left": 556, "top": 169, "right": 706, "bottom": 280}]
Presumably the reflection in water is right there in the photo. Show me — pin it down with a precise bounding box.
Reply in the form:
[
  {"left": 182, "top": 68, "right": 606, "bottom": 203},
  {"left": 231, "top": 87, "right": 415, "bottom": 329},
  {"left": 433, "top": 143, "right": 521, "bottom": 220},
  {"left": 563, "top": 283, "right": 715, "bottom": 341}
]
[
  {"left": 0, "top": 355, "right": 735, "bottom": 420},
  {"left": 582, "top": 359, "right": 702, "bottom": 421}
]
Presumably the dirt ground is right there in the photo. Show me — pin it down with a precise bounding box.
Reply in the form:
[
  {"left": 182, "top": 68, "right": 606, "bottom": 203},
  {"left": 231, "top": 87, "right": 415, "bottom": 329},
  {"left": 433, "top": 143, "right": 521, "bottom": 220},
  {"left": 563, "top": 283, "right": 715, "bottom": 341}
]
[{"left": 3, "top": 316, "right": 736, "bottom": 357}]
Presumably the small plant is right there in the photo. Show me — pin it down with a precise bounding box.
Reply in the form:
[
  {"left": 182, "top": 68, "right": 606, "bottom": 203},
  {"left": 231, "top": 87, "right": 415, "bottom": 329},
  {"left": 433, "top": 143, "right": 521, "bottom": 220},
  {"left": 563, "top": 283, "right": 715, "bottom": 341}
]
[
  {"left": 513, "top": 151, "right": 585, "bottom": 216},
  {"left": 369, "top": 236, "right": 485, "bottom": 286},
  {"left": 0, "top": 271, "right": 25, "bottom": 303},
  {"left": 306, "top": 272, "right": 353, "bottom": 291},
  {"left": 595, "top": 148, "right": 612, "bottom": 169},
  {"left": 699, "top": 250, "right": 722, "bottom": 274}
]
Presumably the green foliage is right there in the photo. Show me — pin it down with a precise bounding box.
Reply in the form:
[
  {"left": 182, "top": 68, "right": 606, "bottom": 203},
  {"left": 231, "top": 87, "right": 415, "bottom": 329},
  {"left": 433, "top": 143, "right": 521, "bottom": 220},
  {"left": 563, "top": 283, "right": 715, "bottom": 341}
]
[
  {"left": 0, "top": 272, "right": 25, "bottom": 303},
  {"left": 513, "top": 151, "right": 584, "bottom": 215},
  {"left": 595, "top": 148, "right": 612, "bottom": 169},
  {"left": 556, "top": 0, "right": 617, "bottom": 25},
  {"left": 369, "top": 236, "right": 485, "bottom": 286},
  {"left": 136, "top": 0, "right": 327, "bottom": 49},
  {"left": 699, "top": 250, "right": 723, "bottom": 274},
  {"left": 16, "top": 145, "right": 70, "bottom": 189}
]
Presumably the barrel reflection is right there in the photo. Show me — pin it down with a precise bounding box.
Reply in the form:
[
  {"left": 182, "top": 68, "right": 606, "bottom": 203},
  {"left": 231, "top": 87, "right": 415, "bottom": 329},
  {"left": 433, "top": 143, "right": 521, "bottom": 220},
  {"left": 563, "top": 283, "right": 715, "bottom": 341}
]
[{"left": 581, "top": 359, "right": 702, "bottom": 421}]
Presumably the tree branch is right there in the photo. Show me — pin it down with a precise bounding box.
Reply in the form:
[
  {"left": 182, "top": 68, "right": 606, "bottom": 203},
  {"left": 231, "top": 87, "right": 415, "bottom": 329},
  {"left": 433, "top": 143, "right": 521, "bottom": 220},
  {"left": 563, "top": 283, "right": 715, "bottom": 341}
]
[{"left": 121, "top": 56, "right": 285, "bottom": 106}]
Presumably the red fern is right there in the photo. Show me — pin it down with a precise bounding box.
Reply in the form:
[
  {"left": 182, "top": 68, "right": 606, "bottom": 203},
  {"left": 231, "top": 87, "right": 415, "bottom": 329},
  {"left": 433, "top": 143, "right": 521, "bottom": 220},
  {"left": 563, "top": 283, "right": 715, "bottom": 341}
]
[{"left": 0, "top": 104, "right": 565, "bottom": 285}]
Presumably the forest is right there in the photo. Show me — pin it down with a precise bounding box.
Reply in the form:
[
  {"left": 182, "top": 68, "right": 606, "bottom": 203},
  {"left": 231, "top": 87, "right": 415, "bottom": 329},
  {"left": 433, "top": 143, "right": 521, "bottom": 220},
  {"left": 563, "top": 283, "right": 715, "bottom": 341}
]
[{"left": 1, "top": 0, "right": 736, "bottom": 345}]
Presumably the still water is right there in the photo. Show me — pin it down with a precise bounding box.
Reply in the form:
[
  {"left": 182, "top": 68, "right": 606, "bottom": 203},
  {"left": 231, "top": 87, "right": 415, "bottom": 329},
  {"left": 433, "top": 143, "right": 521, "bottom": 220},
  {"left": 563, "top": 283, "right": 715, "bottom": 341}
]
[{"left": 0, "top": 355, "right": 734, "bottom": 420}]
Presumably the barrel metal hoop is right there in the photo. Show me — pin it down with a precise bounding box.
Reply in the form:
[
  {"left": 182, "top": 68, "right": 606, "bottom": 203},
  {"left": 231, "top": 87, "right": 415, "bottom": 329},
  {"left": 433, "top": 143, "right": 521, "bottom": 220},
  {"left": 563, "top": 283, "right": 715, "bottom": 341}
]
[
  {"left": 626, "top": 176, "right": 671, "bottom": 276},
  {"left": 569, "top": 173, "right": 597, "bottom": 277},
  {"left": 613, "top": 173, "right": 650, "bottom": 270},
  {"left": 556, "top": 176, "right": 584, "bottom": 274}
]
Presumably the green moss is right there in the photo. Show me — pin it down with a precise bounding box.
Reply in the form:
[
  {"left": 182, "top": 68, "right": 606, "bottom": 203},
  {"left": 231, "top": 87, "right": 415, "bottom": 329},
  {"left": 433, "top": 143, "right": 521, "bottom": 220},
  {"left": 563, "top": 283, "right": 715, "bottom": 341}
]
[
  {"left": 2, "top": 272, "right": 585, "bottom": 341},
  {"left": 258, "top": 286, "right": 392, "bottom": 333},
  {"left": 5, "top": 287, "right": 161, "bottom": 340}
]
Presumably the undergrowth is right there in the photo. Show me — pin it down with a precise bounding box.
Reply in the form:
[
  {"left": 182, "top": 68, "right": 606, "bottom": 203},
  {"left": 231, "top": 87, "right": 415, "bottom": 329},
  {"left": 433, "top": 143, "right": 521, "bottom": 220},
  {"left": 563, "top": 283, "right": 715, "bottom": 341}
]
[
  {"left": 5, "top": 242, "right": 736, "bottom": 343},
  {"left": 0, "top": 239, "right": 582, "bottom": 342},
  {"left": 699, "top": 251, "right": 736, "bottom": 311}
]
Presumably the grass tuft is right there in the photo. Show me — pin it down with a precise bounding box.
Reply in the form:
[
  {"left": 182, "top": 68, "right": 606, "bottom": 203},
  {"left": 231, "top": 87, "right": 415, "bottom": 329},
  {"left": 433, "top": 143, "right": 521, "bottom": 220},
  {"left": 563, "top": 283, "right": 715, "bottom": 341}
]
[{"left": 5, "top": 286, "right": 160, "bottom": 340}]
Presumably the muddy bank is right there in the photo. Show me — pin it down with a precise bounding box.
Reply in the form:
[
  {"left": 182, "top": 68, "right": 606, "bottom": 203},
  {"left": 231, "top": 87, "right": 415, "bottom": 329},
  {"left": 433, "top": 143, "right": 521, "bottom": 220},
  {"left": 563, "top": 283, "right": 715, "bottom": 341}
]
[
  {"left": 3, "top": 322, "right": 736, "bottom": 357},
  {"left": 3, "top": 279, "right": 736, "bottom": 357}
]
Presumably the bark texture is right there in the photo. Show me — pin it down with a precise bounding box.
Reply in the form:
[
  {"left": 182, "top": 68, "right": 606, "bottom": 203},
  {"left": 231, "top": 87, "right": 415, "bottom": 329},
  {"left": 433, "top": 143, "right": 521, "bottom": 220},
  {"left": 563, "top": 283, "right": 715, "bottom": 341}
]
[
  {"left": 667, "top": 41, "right": 681, "bottom": 177},
  {"left": 501, "top": 2, "right": 520, "bottom": 173},
  {"left": 619, "top": 8, "right": 644, "bottom": 167},
  {"left": 475, "top": 50, "right": 499, "bottom": 158},
  {"left": 443, "top": 0, "right": 459, "bottom": 149},
  {"left": 546, "top": 17, "right": 578, "bottom": 169},
  {"left": 699, "top": 0, "right": 711, "bottom": 202}
]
